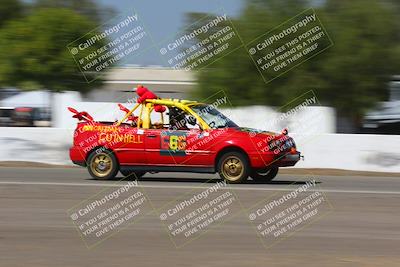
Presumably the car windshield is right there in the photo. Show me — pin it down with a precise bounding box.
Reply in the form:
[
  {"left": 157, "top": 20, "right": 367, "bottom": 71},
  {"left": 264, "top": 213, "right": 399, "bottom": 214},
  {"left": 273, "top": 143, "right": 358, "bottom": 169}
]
[{"left": 191, "top": 104, "right": 238, "bottom": 129}]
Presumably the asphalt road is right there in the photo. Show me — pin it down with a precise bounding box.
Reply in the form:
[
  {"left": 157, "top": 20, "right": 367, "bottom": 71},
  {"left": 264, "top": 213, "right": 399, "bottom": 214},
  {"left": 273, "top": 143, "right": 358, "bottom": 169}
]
[{"left": 0, "top": 167, "right": 399, "bottom": 267}]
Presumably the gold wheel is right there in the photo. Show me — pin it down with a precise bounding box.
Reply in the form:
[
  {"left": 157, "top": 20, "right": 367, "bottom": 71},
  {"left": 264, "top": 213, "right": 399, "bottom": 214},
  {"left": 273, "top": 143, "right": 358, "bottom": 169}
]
[
  {"left": 90, "top": 152, "right": 113, "bottom": 178},
  {"left": 221, "top": 155, "right": 244, "bottom": 182}
]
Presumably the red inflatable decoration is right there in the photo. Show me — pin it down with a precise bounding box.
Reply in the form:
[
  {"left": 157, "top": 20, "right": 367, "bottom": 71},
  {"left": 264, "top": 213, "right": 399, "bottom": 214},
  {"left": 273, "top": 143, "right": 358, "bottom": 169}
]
[
  {"left": 67, "top": 107, "right": 93, "bottom": 122},
  {"left": 136, "top": 85, "right": 166, "bottom": 113}
]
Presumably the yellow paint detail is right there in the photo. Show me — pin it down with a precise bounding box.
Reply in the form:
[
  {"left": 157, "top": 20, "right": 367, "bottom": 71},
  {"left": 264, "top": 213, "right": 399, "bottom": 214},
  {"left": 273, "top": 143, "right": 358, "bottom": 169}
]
[
  {"left": 82, "top": 125, "right": 121, "bottom": 133},
  {"left": 99, "top": 133, "right": 143, "bottom": 144}
]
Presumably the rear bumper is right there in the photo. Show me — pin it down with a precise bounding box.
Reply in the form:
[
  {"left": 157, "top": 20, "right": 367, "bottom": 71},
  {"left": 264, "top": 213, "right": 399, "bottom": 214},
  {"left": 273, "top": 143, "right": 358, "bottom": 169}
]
[{"left": 69, "top": 147, "right": 86, "bottom": 166}]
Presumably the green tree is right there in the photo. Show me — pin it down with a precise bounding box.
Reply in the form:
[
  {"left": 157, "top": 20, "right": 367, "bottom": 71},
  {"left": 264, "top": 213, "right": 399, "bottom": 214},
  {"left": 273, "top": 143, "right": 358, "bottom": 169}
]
[
  {"left": 32, "top": 0, "right": 116, "bottom": 24},
  {"left": 187, "top": 0, "right": 400, "bottom": 128},
  {"left": 0, "top": 0, "right": 23, "bottom": 28},
  {"left": 0, "top": 8, "right": 108, "bottom": 93},
  {"left": 187, "top": 0, "right": 316, "bottom": 106},
  {"left": 319, "top": 0, "right": 400, "bottom": 124}
]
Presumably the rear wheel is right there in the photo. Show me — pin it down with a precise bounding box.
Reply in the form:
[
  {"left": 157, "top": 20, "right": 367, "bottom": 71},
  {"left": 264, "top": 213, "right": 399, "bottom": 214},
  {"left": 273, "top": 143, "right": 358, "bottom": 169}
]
[
  {"left": 217, "top": 152, "right": 249, "bottom": 184},
  {"left": 250, "top": 167, "right": 279, "bottom": 182},
  {"left": 120, "top": 170, "right": 146, "bottom": 179},
  {"left": 87, "top": 150, "right": 119, "bottom": 180}
]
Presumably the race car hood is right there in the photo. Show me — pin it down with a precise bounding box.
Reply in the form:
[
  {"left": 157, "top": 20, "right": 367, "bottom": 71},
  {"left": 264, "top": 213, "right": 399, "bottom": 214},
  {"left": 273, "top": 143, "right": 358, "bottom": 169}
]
[
  {"left": 233, "top": 127, "right": 296, "bottom": 153},
  {"left": 236, "top": 127, "right": 279, "bottom": 137}
]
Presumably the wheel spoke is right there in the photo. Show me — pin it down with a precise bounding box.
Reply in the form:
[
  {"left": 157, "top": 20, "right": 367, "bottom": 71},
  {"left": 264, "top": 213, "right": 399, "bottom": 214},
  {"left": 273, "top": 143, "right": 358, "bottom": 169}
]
[
  {"left": 236, "top": 165, "right": 242, "bottom": 173},
  {"left": 223, "top": 163, "right": 231, "bottom": 174}
]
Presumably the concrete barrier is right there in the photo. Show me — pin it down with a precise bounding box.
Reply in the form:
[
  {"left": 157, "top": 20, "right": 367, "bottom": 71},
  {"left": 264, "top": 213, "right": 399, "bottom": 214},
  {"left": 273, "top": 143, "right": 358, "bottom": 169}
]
[
  {"left": 0, "top": 128, "right": 399, "bottom": 172},
  {"left": 0, "top": 128, "right": 74, "bottom": 165},
  {"left": 291, "top": 133, "right": 400, "bottom": 173}
]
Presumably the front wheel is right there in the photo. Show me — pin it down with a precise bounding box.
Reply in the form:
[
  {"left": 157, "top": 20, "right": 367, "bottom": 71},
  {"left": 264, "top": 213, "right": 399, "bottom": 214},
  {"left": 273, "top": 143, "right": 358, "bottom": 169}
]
[
  {"left": 87, "top": 150, "right": 119, "bottom": 180},
  {"left": 250, "top": 167, "right": 279, "bottom": 182},
  {"left": 217, "top": 152, "right": 249, "bottom": 184}
]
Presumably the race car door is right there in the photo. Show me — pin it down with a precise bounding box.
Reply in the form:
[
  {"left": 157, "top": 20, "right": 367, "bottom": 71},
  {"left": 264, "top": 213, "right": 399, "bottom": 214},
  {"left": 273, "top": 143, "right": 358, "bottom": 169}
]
[
  {"left": 166, "top": 129, "right": 214, "bottom": 167},
  {"left": 144, "top": 105, "right": 212, "bottom": 167},
  {"left": 145, "top": 128, "right": 210, "bottom": 167},
  {"left": 144, "top": 128, "right": 178, "bottom": 166},
  {"left": 112, "top": 126, "right": 146, "bottom": 165}
]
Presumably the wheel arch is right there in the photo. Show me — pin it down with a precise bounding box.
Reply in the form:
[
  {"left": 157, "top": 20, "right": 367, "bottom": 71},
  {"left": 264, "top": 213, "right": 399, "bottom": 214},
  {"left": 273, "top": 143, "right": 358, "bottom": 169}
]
[{"left": 214, "top": 145, "right": 250, "bottom": 170}]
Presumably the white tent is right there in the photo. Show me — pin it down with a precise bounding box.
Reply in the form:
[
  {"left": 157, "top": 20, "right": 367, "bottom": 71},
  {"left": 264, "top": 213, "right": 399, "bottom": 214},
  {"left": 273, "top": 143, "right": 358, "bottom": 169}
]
[{"left": 0, "top": 90, "right": 50, "bottom": 108}]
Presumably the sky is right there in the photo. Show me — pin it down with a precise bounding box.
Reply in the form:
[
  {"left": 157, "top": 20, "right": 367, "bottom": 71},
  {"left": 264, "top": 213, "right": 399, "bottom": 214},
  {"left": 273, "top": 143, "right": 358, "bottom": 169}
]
[{"left": 96, "top": 0, "right": 244, "bottom": 66}]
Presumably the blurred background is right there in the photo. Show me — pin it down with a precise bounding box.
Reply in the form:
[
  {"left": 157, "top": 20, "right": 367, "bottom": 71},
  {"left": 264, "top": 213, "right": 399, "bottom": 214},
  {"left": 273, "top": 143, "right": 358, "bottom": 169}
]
[
  {"left": 0, "top": 0, "right": 399, "bottom": 133},
  {"left": 0, "top": 0, "right": 399, "bottom": 171}
]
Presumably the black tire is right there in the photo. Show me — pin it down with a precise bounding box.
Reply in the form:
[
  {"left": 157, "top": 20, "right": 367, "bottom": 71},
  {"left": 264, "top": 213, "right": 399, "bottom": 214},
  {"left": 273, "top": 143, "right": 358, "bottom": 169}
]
[
  {"left": 217, "top": 151, "right": 249, "bottom": 184},
  {"left": 120, "top": 170, "right": 146, "bottom": 179},
  {"left": 87, "top": 149, "right": 119, "bottom": 180},
  {"left": 250, "top": 167, "right": 279, "bottom": 182}
]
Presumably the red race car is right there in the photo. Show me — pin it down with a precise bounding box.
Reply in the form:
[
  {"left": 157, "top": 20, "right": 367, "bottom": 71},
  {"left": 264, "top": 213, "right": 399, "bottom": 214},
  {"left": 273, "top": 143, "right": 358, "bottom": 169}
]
[{"left": 69, "top": 88, "right": 302, "bottom": 183}]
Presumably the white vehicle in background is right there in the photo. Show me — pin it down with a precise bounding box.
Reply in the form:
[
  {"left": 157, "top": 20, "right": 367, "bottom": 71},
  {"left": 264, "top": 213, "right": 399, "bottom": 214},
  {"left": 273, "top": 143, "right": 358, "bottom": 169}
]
[
  {"left": 0, "top": 90, "right": 51, "bottom": 127},
  {"left": 0, "top": 107, "right": 14, "bottom": 126},
  {"left": 362, "top": 101, "right": 400, "bottom": 131},
  {"left": 0, "top": 89, "right": 20, "bottom": 126},
  {"left": 362, "top": 80, "right": 400, "bottom": 134}
]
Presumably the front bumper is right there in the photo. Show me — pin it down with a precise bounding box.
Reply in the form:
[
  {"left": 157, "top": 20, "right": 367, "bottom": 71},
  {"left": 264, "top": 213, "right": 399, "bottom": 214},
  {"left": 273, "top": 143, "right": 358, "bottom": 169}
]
[
  {"left": 275, "top": 152, "right": 302, "bottom": 167},
  {"left": 249, "top": 151, "right": 302, "bottom": 168}
]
